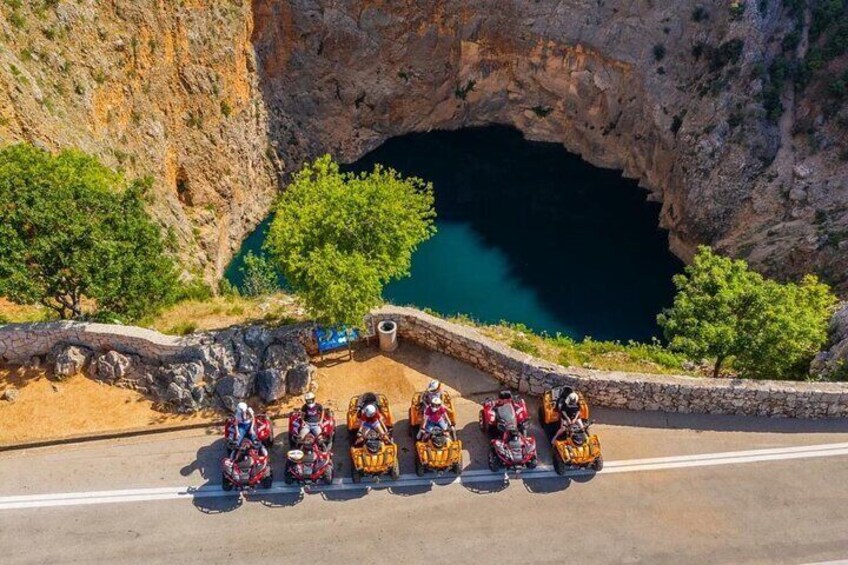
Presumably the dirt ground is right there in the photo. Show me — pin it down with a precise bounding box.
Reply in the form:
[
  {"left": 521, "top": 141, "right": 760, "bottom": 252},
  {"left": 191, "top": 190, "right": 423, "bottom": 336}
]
[
  {"left": 0, "top": 342, "right": 505, "bottom": 446},
  {"left": 0, "top": 368, "right": 218, "bottom": 445}
]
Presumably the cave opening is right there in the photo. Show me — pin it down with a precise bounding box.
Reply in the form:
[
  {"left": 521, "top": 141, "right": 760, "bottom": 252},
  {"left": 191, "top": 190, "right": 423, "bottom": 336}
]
[{"left": 226, "top": 125, "right": 683, "bottom": 342}]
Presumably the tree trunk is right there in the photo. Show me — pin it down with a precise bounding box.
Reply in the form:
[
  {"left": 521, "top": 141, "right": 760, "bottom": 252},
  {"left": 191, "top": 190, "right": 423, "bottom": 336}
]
[{"left": 713, "top": 356, "right": 725, "bottom": 379}]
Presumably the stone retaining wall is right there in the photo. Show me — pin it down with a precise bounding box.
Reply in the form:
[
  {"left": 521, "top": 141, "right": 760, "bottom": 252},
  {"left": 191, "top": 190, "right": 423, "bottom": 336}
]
[{"left": 369, "top": 306, "right": 848, "bottom": 419}]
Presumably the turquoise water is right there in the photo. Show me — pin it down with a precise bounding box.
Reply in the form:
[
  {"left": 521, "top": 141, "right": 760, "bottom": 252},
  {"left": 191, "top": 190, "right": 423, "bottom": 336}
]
[{"left": 226, "top": 126, "right": 683, "bottom": 342}]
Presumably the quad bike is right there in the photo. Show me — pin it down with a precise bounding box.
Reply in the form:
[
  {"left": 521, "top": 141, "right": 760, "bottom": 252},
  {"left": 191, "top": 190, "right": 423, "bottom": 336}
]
[
  {"left": 349, "top": 428, "right": 400, "bottom": 483},
  {"left": 284, "top": 439, "right": 335, "bottom": 486},
  {"left": 408, "top": 390, "right": 456, "bottom": 437},
  {"left": 223, "top": 413, "right": 274, "bottom": 453},
  {"left": 487, "top": 425, "right": 538, "bottom": 472},
  {"left": 538, "top": 386, "right": 589, "bottom": 435},
  {"left": 221, "top": 439, "right": 273, "bottom": 491},
  {"left": 479, "top": 391, "right": 529, "bottom": 438},
  {"left": 414, "top": 426, "right": 462, "bottom": 477},
  {"left": 551, "top": 424, "right": 603, "bottom": 474},
  {"left": 288, "top": 406, "right": 336, "bottom": 450},
  {"left": 346, "top": 392, "right": 394, "bottom": 439}
]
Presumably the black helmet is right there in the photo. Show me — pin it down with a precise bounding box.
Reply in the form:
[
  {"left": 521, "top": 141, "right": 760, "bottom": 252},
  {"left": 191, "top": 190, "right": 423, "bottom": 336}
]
[{"left": 498, "top": 390, "right": 513, "bottom": 401}]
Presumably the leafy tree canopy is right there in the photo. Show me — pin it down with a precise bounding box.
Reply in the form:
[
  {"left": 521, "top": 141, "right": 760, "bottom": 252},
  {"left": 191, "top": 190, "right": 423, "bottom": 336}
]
[
  {"left": 265, "top": 155, "right": 436, "bottom": 327},
  {"left": 239, "top": 251, "right": 279, "bottom": 297},
  {"left": 658, "top": 246, "right": 836, "bottom": 379},
  {"left": 0, "top": 143, "right": 180, "bottom": 321}
]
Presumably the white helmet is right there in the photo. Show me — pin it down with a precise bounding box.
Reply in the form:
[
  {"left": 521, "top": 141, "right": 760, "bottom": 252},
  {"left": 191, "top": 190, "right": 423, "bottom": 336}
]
[
  {"left": 430, "top": 396, "right": 443, "bottom": 407},
  {"left": 236, "top": 402, "right": 248, "bottom": 415},
  {"left": 304, "top": 392, "right": 316, "bottom": 405},
  {"left": 565, "top": 392, "right": 579, "bottom": 408},
  {"left": 287, "top": 449, "right": 304, "bottom": 463},
  {"left": 427, "top": 379, "right": 441, "bottom": 393},
  {"left": 363, "top": 404, "right": 377, "bottom": 418}
]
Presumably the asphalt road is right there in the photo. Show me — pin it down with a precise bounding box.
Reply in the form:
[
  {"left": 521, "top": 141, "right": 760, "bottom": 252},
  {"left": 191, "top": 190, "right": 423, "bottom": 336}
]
[{"left": 2, "top": 401, "right": 848, "bottom": 564}]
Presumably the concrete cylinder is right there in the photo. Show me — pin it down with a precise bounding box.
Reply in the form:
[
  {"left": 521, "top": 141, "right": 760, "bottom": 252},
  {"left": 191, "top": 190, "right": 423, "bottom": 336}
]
[{"left": 377, "top": 320, "right": 398, "bottom": 352}]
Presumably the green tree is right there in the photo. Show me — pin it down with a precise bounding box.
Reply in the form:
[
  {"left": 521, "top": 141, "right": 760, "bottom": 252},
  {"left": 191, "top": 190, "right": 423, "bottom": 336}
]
[
  {"left": 658, "top": 246, "right": 836, "bottom": 379},
  {"left": 239, "top": 251, "right": 278, "bottom": 297},
  {"left": 265, "top": 155, "right": 436, "bottom": 327},
  {"left": 0, "top": 143, "right": 179, "bottom": 321}
]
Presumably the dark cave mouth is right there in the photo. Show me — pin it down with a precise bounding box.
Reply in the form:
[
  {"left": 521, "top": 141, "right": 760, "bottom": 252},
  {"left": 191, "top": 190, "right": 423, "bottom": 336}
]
[{"left": 227, "top": 125, "right": 683, "bottom": 342}]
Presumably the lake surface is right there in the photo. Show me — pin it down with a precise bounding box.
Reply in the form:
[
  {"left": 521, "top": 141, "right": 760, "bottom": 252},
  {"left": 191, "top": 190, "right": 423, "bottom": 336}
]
[{"left": 226, "top": 126, "right": 683, "bottom": 342}]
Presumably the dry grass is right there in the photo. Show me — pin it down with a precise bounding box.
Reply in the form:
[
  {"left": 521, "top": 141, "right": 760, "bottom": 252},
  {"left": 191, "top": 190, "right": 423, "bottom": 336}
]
[
  {"left": 0, "top": 298, "right": 51, "bottom": 324},
  {"left": 0, "top": 368, "right": 220, "bottom": 445}
]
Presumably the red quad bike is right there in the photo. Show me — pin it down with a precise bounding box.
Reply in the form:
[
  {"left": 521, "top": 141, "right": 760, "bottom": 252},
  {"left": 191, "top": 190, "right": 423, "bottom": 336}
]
[
  {"left": 284, "top": 440, "right": 335, "bottom": 486},
  {"left": 488, "top": 425, "right": 538, "bottom": 472},
  {"left": 478, "top": 390, "right": 530, "bottom": 438},
  {"left": 224, "top": 414, "right": 274, "bottom": 453},
  {"left": 288, "top": 407, "right": 336, "bottom": 450},
  {"left": 221, "top": 439, "right": 273, "bottom": 491}
]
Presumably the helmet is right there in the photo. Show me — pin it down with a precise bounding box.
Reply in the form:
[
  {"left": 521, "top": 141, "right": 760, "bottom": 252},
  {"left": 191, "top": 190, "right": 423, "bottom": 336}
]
[
  {"left": 430, "top": 396, "right": 443, "bottom": 407},
  {"left": 287, "top": 449, "right": 305, "bottom": 463},
  {"left": 498, "top": 390, "right": 513, "bottom": 401},
  {"left": 427, "top": 380, "right": 441, "bottom": 393},
  {"left": 304, "top": 392, "right": 316, "bottom": 406},
  {"left": 236, "top": 401, "right": 248, "bottom": 415},
  {"left": 363, "top": 404, "right": 377, "bottom": 418},
  {"left": 565, "top": 392, "right": 579, "bottom": 408}
]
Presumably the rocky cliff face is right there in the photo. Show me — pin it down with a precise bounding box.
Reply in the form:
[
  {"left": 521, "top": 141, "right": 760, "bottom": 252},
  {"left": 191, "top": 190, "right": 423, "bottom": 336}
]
[
  {"left": 1, "top": 1, "right": 846, "bottom": 290},
  {"left": 0, "top": 1, "right": 278, "bottom": 280}
]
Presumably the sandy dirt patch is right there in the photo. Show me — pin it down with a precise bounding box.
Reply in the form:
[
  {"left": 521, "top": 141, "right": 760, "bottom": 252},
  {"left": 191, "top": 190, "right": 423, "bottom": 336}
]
[{"left": 0, "top": 368, "right": 218, "bottom": 445}]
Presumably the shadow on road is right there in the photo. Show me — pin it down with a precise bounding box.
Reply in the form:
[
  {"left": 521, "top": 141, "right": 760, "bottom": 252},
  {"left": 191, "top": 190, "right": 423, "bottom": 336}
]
[
  {"left": 253, "top": 491, "right": 304, "bottom": 508},
  {"left": 461, "top": 476, "right": 509, "bottom": 494},
  {"left": 523, "top": 476, "right": 572, "bottom": 494},
  {"left": 321, "top": 488, "right": 368, "bottom": 502},
  {"left": 192, "top": 492, "right": 243, "bottom": 514}
]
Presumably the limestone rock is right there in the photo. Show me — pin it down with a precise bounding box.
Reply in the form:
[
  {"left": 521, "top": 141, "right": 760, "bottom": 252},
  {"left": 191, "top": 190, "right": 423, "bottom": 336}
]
[
  {"left": 54, "top": 345, "right": 92, "bottom": 379},
  {"left": 285, "top": 363, "right": 315, "bottom": 396},
  {"left": 91, "top": 351, "right": 132, "bottom": 382},
  {"left": 2, "top": 386, "right": 19, "bottom": 402},
  {"left": 263, "top": 340, "right": 307, "bottom": 371},
  {"left": 256, "top": 368, "right": 286, "bottom": 403},
  {"left": 215, "top": 373, "right": 256, "bottom": 410}
]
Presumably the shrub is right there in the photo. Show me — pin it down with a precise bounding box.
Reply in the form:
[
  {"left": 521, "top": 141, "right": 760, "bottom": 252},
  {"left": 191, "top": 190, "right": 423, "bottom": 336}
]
[
  {"left": 239, "top": 251, "right": 279, "bottom": 297},
  {"left": 653, "top": 44, "right": 667, "bottom": 62},
  {"left": 692, "top": 6, "right": 709, "bottom": 22}
]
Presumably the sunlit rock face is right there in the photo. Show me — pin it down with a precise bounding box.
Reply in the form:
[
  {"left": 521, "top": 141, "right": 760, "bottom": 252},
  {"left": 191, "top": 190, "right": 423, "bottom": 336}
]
[{"left": 1, "top": 1, "right": 845, "bottom": 288}]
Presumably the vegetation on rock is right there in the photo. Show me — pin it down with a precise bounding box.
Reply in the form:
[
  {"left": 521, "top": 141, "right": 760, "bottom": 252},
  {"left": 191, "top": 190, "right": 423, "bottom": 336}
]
[
  {"left": 265, "top": 155, "right": 436, "bottom": 327},
  {"left": 239, "top": 251, "right": 279, "bottom": 297},
  {"left": 0, "top": 144, "right": 180, "bottom": 321},
  {"left": 658, "top": 246, "right": 837, "bottom": 379}
]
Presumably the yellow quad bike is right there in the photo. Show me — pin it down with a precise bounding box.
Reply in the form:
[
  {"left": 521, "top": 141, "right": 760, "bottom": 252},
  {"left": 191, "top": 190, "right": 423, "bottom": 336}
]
[
  {"left": 552, "top": 426, "right": 603, "bottom": 475},
  {"left": 350, "top": 429, "right": 400, "bottom": 483},
  {"left": 407, "top": 391, "right": 457, "bottom": 437},
  {"left": 539, "top": 386, "right": 589, "bottom": 435},
  {"left": 414, "top": 427, "right": 463, "bottom": 476},
  {"left": 347, "top": 392, "right": 394, "bottom": 439}
]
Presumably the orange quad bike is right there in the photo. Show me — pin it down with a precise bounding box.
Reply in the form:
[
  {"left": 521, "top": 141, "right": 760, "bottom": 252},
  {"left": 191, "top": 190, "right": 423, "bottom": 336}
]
[
  {"left": 407, "top": 390, "right": 456, "bottom": 437},
  {"left": 552, "top": 424, "right": 603, "bottom": 475},
  {"left": 539, "top": 385, "right": 589, "bottom": 436},
  {"left": 346, "top": 392, "right": 394, "bottom": 440},
  {"left": 414, "top": 426, "right": 462, "bottom": 477},
  {"left": 349, "top": 428, "right": 400, "bottom": 483}
]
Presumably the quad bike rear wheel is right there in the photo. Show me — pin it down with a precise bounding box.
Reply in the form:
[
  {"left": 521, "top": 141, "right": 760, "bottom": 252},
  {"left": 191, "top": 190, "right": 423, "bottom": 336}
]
[
  {"left": 452, "top": 461, "right": 462, "bottom": 476},
  {"left": 222, "top": 473, "right": 234, "bottom": 492},
  {"left": 283, "top": 462, "right": 294, "bottom": 485},
  {"left": 478, "top": 410, "right": 487, "bottom": 434},
  {"left": 592, "top": 455, "right": 604, "bottom": 472},
  {"left": 527, "top": 456, "right": 538, "bottom": 470},
  {"left": 415, "top": 455, "right": 425, "bottom": 477}
]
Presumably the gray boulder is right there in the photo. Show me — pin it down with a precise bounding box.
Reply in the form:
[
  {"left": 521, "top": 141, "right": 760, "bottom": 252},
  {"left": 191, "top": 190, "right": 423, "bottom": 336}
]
[
  {"left": 158, "top": 361, "right": 204, "bottom": 386},
  {"left": 215, "top": 373, "right": 256, "bottom": 410},
  {"left": 256, "top": 368, "right": 286, "bottom": 403},
  {"left": 54, "top": 345, "right": 92, "bottom": 379},
  {"left": 243, "top": 325, "right": 273, "bottom": 351},
  {"left": 263, "top": 340, "right": 307, "bottom": 371},
  {"left": 91, "top": 351, "right": 132, "bottom": 382},
  {"left": 233, "top": 335, "right": 260, "bottom": 373},
  {"left": 286, "top": 363, "right": 315, "bottom": 396}
]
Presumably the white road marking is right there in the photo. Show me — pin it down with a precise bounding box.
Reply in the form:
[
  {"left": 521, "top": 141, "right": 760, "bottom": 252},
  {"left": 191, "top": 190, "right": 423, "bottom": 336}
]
[{"left": 2, "top": 441, "right": 848, "bottom": 511}]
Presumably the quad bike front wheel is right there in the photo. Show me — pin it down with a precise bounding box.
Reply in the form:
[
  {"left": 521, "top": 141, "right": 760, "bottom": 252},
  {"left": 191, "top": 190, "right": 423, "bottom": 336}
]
[
  {"left": 415, "top": 455, "right": 425, "bottom": 477},
  {"left": 322, "top": 465, "right": 334, "bottom": 485},
  {"left": 452, "top": 461, "right": 462, "bottom": 476},
  {"left": 592, "top": 455, "right": 604, "bottom": 472},
  {"left": 527, "top": 456, "right": 538, "bottom": 470},
  {"left": 553, "top": 453, "right": 566, "bottom": 476},
  {"left": 222, "top": 473, "right": 234, "bottom": 492},
  {"left": 390, "top": 459, "right": 401, "bottom": 480},
  {"left": 351, "top": 468, "right": 362, "bottom": 484},
  {"left": 478, "top": 410, "right": 487, "bottom": 434},
  {"left": 260, "top": 470, "right": 273, "bottom": 489},
  {"left": 283, "top": 462, "right": 294, "bottom": 485},
  {"left": 487, "top": 447, "right": 501, "bottom": 472}
]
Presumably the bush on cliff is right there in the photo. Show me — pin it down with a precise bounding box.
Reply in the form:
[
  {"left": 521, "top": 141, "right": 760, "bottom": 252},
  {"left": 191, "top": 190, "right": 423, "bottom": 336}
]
[
  {"left": 658, "top": 246, "right": 836, "bottom": 379},
  {"left": 265, "top": 155, "right": 436, "bottom": 327},
  {"left": 0, "top": 143, "right": 180, "bottom": 321}
]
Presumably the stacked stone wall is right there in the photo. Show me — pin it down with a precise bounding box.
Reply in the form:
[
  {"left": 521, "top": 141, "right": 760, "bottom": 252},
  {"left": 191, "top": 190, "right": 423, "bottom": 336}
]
[{"left": 369, "top": 307, "right": 848, "bottom": 419}]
